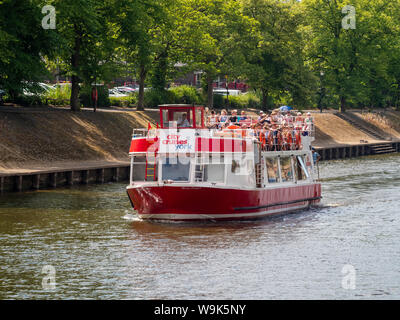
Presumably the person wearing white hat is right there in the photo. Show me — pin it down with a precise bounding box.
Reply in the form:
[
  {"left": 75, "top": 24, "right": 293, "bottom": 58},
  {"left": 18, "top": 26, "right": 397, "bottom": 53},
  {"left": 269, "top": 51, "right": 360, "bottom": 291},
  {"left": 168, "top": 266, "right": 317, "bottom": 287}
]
[{"left": 303, "top": 112, "right": 313, "bottom": 136}]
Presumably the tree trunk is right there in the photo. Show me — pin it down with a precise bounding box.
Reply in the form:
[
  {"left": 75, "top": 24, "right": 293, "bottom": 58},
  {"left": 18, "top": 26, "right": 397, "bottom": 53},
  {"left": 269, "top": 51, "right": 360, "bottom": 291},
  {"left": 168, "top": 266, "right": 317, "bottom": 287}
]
[
  {"left": 340, "top": 96, "right": 346, "bottom": 113},
  {"left": 206, "top": 73, "right": 214, "bottom": 109},
  {"left": 70, "top": 26, "right": 82, "bottom": 112},
  {"left": 261, "top": 88, "right": 269, "bottom": 111},
  {"left": 70, "top": 76, "right": 80, "bottom": 111},
  {"left": 137, "top": 64, "right": 147, "bottom": 111}
]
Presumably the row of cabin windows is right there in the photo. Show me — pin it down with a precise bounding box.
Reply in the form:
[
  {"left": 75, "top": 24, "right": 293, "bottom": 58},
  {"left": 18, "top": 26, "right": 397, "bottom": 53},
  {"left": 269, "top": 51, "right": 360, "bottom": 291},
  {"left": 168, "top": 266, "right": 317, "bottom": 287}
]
[
  {"left": 131, "top": 155, "right": 310, "bottom": 184},
  {"left": 266, "top": 156, "right": 310, "bottom": 184}
]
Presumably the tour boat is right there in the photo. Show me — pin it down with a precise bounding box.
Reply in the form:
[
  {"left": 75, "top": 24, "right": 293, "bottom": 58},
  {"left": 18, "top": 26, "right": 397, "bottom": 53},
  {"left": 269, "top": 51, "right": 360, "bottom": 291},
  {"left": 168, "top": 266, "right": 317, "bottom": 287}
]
[{"left": 126, "top": 104, "right": 322, "bottom": 221}]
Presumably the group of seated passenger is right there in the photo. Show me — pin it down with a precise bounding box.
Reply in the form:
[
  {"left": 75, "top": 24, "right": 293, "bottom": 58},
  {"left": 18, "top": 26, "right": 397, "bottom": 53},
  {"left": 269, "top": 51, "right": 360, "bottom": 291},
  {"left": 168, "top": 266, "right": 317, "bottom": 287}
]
[{"left": 205, "top": 108, "right": 314, "bottom": 151}]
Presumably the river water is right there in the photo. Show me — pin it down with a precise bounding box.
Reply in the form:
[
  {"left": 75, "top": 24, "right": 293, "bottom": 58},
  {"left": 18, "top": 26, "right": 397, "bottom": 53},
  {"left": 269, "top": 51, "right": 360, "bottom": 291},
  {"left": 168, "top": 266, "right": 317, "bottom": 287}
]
[{"left": 0, "top": 154, "right": 399, "bottom": 300}]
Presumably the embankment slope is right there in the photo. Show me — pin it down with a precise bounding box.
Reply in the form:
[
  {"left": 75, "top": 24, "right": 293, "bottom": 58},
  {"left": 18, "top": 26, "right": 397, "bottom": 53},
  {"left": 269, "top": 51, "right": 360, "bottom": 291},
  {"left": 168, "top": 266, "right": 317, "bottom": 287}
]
[
  {"left": 1, "top": 108, "right": 399, "bottom": 173},
  {"left": 0, "top": 108, "right": 158, "bottom": 173}
]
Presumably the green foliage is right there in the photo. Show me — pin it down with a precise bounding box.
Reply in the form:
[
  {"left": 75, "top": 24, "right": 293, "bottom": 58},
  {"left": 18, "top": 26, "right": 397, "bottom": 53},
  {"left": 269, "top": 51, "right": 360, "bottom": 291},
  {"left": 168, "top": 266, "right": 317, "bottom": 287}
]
[
  {"left": 2, "top": 0, "right": 400, "bottom": 112},
  {"left": 42, "top": 86, "right": 71, "bottom": 105},
  {"left": 143, "top": 89, "right": 175, "bottom": 108},
  {"left": 0, "top": 0, "right": 58, "bottom": 98},
  {"left": 169, "top": 86, "right": 203, "bottom": 105},
  {"left": 108, "top": 94, "right": 138, "bottom": 108},
  {"left": 13, "top": 95, "right": 43, "bottom": 107},
  {"left": 212, "top": 92, "right": 261, "bottom": 109}
]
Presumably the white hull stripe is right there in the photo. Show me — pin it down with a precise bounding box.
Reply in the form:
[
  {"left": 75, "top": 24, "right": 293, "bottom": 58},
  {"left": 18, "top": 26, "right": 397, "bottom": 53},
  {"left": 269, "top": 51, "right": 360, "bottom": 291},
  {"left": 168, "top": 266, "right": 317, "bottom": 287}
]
[{"left": 138, "top": 203, "right": 311, "bottom": 220}]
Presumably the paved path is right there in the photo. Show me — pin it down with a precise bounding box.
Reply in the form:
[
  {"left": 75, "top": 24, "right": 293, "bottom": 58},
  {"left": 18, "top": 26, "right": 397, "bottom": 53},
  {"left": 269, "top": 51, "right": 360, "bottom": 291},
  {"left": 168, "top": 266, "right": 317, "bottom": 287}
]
[{"left": 0, "top": 159, "right": 130, "bottom": 176}]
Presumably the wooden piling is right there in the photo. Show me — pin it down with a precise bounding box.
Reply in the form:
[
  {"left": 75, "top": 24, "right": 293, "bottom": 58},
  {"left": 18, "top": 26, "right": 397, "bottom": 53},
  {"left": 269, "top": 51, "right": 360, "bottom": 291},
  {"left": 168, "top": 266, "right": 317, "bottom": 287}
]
[
  {"left": 16, "top": 176, "right": 23, "bottom": 192},
  {"left": 97, "top": 168, "right": 105, "bottom": 184},
  {"left": 113, "top": 167, "right": 120, "bottom": 182},
  {"left": 82, "top": 170, "right": 89, "bottom": 185},
  {"left": 50, "top": 173, "right": 57, "bottom": 188},
  {"left": 67, "top": 171, "right": 74, "bottom": 186},
  {"left": 33, "top": 174, "right": 40, "bottom": 190}
]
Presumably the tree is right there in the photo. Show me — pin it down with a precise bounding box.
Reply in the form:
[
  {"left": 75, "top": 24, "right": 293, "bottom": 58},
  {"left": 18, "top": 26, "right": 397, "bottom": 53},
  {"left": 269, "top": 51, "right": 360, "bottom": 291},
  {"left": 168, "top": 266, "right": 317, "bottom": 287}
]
[
  {"left": 303, "top": 0, "right": 397, "bottom": 111},
  {"left": 176, "top": 0, "right": 251, "bottom": 109},
  {"left": 116, "top": 0, "right": 173, "bottom": 110},
  {"left": 53, "top": 0, "right": 116, "bottom": 111},
  {"left": 0, "top": 0, "right": 58, "bottom": 100},
  {"left": 239, "top": 0, "right": 316, "bottom": 111}
]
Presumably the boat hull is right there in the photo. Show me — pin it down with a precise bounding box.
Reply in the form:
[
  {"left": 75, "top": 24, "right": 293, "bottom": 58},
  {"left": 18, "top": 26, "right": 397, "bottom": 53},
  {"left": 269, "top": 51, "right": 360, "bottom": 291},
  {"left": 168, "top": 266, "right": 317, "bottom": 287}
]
[{"left": 126, "top": 183, "right": 322, "bottom": 221}]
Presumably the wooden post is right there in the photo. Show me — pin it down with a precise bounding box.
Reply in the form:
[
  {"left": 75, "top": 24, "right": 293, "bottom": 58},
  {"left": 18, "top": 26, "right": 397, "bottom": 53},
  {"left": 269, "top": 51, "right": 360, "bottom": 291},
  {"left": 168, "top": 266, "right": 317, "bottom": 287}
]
[
  {"left": 67, "top": 171, "right": 74, "bottom": 186},
  {"left": 97, "top": 168, "right": 105, "bottom": 184},
  {"left": 113, "top": 167, "right": 120, "bottom": 182},
  {"left": 50, "top": 173, "right": 57, "bottom": 188},
  {"left": 82, "top": 170, "right": 89, "bottom": 185},
  {"left": 16, "top": 176, "right": 23, "bottom": 192},
  {"left": 0, "top": 176, "right": 4, "bottom": 194},
  {"left": 33, "top": 174, "right": 40, "bottom": 190},
  {"left": 321, "top": 149, "right": 326, "bottom": 161}
]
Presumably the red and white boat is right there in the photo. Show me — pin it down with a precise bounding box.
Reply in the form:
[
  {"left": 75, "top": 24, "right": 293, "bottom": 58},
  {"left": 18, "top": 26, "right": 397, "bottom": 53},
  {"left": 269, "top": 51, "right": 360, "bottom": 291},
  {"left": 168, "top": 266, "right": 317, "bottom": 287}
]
[{"left": 127, "top": 105, "right": 321, "bottom": 221}]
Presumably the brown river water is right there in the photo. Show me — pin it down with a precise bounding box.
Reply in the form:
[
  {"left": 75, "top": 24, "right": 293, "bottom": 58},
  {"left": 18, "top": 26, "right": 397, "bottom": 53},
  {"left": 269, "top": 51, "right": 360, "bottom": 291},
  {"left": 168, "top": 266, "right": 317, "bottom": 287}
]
[{"left": 0, "top": 154, "right": 399, "bottom": 299}]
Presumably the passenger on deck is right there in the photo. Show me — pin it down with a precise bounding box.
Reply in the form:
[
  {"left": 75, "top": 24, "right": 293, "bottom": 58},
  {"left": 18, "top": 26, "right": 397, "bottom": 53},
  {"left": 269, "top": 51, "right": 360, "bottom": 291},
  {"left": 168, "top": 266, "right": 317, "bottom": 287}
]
[
  {"left": 207, "top": 110, "right": 219, "bottom": 129},
  {"left": 229, "top": 110, "right": 238, "bottom": 124},
  {"left": 303, "top": 112, "right": 313, "bottom": 136},
  {"left": 312, "top": 147, "right": 321, "bottom": 165},
  {"left": 258, "top": 111, "right": 265, "bottom": 122},
  {"left": 219, "top": 109, "right": 228, "bottom": 125},
  {"left": 178, "top": 113, "right": 190, "bottom": 127},
  {"left": 238, "top": 110, "right": 247, "bottom": 121}
]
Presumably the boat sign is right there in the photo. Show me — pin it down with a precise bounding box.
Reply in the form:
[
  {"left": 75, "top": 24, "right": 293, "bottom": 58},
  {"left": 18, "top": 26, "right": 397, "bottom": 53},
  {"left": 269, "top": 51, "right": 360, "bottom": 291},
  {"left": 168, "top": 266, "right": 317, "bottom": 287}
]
[{"left": 159, "top": 129, "right": 196, "bottom": 153}]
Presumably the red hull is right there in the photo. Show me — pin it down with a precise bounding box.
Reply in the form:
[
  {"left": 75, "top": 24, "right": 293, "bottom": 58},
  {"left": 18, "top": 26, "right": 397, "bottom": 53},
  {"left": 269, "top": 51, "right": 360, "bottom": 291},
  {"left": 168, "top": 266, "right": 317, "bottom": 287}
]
[{"left": 127, "top": 183, "right": 322, "bottom": 221}]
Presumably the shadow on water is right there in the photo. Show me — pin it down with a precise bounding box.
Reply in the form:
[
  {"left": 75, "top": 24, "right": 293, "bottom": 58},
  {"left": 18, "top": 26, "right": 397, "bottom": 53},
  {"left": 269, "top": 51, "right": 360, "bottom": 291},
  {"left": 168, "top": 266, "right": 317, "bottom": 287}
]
[{"left": 125, "top": 205, "right": 326, "bottom": 244}]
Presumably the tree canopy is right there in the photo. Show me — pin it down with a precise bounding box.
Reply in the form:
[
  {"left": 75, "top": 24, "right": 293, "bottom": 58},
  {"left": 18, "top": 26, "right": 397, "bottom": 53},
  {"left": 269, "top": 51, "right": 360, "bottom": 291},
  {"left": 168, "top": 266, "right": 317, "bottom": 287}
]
[{"left": 1, "top": 0, "right": 400, "bottom": 111}]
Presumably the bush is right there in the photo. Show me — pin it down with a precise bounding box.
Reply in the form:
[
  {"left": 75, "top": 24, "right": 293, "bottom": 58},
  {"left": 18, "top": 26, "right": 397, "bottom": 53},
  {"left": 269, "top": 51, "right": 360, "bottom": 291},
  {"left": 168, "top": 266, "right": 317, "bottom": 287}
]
[
  {"left": 14, "top": 94, "right": 42, "bottom": 107},
  {"left": 109, "top": 95, "right": 137, "bottom": 108},
  {"left": 42, "top": 85, "right": 71, "bottom": 106},
  {"left": 212, "top": 92, "right": 261, "bottom": 110},
  {"left": 169, "top": 85, "right": 203, "bottom": 105},
  {"left": 143, "top": 89, "right": 175, "bottom": 108},
  {"left": 212, "top": 94, "right": 226, "bottom": 109}
]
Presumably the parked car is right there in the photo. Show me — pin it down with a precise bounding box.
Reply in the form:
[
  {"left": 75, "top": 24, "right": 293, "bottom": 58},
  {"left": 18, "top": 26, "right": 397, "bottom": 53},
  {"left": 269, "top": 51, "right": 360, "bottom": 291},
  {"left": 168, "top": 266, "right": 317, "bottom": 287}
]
[
  {"left": 23, "top": 82, "right": 55, "bottom": 96},
  {"left": 213, "top": 88, "right": 242, "bottom": 96},
  {"left": 114, "top": 86, "right": 136, "bottom": 94},
  {"left": 109, "top": 88, "right": 129, "bottom": 98}
]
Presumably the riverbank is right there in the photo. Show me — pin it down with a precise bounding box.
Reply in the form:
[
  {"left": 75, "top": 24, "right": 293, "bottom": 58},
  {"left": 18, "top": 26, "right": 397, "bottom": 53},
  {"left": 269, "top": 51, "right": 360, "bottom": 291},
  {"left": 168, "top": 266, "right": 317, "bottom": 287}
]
[{"left": 1, "top": 106, "right": 399, "bottom": 178}]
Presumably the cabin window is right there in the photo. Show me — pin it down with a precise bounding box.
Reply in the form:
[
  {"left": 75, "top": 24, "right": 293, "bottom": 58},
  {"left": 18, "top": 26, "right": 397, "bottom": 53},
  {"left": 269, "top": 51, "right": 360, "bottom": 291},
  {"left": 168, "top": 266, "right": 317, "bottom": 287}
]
[
  {"left": 161, "top": 157, "right": 190, "bottom": 182},
  {"left": 131, "top": 156, "right": 148, "bottom": 181},
  {"left": 162, "top": 110, "right": 169, "bottom": 128},
  {"left": 174, "top": 111, "right": 193, "bottom": 128},
  {"left": 231, "top": 159, "right": 240, "bottom": 173},
  {"left": 162, "top": 110, "right": 194, "bottom": 128},
  {"left": 266, "top": 157, "right": 279, "bottom": 183},
  {"left": 280, "top": 157, "right": 293, "bottom": 182},
  {"left": 195, "top": 108, "right": 202, "bottom": 127},
  {"left": 204, "top": 164, "right": 225, "bottom": 183},
  {"left": 297, "top": 155, "right": 310, "bottom": 179},
  {"left": 294, "top": 156, "right": 307, "bottom": 181}
]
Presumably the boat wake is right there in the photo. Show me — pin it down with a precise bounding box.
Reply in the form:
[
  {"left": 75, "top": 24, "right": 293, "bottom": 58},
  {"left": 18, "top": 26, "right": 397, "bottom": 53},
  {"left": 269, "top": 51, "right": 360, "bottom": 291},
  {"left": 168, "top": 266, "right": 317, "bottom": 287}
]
[{"left": 122, "top": 211, "right": 142, "bottom": 222}]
